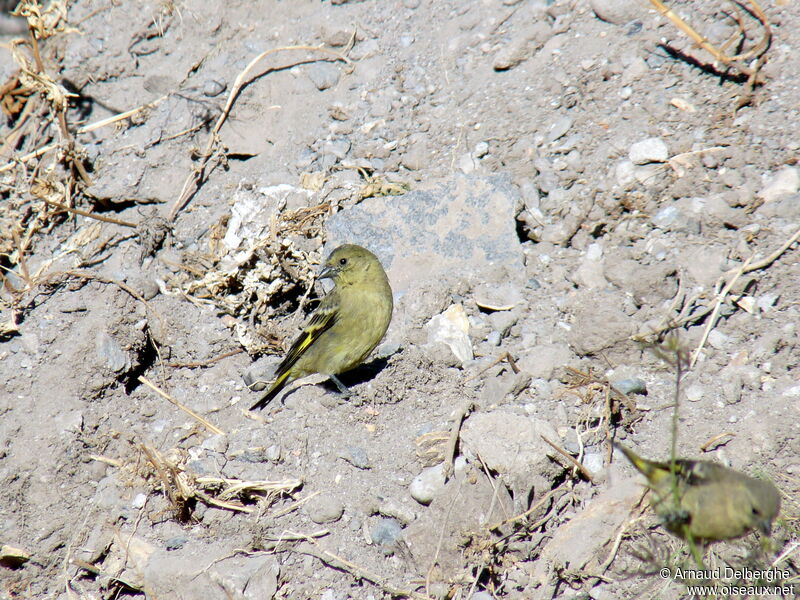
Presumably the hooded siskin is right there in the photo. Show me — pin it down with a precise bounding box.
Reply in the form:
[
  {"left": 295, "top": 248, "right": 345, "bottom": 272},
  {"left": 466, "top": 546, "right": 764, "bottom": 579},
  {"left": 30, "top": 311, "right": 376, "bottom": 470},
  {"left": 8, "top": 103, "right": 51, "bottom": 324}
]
[
  {"left": 251, "top": 244, "right": 393, "bottom": 410},
  {"left": 616, "top": 443, "right": 780, "bottom": 543}
]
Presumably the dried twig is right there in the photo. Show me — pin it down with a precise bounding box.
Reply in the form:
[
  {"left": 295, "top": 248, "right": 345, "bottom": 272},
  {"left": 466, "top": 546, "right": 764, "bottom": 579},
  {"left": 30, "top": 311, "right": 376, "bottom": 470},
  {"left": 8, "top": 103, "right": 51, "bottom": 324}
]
[
  {"left": 700, "top": 432, "right": 735, "bottom": 452},
  {"left": 166, "top": 348, "right": 244, "bottom": 369},
  {"left": 40, "top": 198, "right": 137, "bottom": 228},
  {"left": 690, "top": 255, "right": 752, "bottom": 368},
  {"left": 464, "top": 351, "right": 519, "bottom": 382},
  {"left": 486, "top": 484, "right": 564, "bottom": 531},
  {"left": 138, "top": 375, "right": 225, "bottom": 435},
  {"left": 291, "top": 536, "right": 433, "bottom": 600},
  {"left": 649, "top": 0, "right": 772, "bottom": 108},
  {"left": 169, "top": 44, "right": 352, "bottom": 221},
  {"left": 541, "top": 435, "right": 595, "bottom": 484},
  {"left": 649, "top": 0, "right": 771, "bottom": 67},
  {"left": 77, "top": 94, "right": 169, "bottom": 134},
  {"left": 635, "top": 226, "right": 800, "bottom": 344},
  {"left": 443, "top": 400, "right": 474, "bottom": 480}
]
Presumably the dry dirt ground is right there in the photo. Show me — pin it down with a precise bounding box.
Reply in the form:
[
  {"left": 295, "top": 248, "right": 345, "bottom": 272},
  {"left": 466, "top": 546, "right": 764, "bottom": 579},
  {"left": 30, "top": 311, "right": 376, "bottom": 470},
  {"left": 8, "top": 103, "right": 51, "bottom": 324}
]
[{"left": 1, "top": 1, "right": 799, "bottom": 599}]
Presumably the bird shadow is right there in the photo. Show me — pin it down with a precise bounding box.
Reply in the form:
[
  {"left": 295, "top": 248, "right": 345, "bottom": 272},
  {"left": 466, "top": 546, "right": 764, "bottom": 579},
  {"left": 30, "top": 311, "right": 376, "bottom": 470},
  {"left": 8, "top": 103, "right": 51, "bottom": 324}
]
[{"left": 328, "top": 355, "right": 391, "bottom": 391}]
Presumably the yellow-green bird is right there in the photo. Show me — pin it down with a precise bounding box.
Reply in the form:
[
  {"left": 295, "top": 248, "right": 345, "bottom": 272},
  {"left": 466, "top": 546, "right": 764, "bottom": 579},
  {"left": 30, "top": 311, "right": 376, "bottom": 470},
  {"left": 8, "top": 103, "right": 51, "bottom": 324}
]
[
  {"left": 250, "top": 244, "right": 393, "bottom": 410},
  {"left": 615, "top": 443, "right": 780, "bottom": 543}
]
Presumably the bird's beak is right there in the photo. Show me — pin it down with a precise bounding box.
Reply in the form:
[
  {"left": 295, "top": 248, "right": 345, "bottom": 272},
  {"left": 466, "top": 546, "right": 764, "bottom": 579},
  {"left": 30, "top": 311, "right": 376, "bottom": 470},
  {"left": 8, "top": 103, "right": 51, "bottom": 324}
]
[
  {"left": 318, "top": 265, "right": 335, "bottom": 281},
  {"left": 757, "top": 519, "right": 772, "bottom": 536}
]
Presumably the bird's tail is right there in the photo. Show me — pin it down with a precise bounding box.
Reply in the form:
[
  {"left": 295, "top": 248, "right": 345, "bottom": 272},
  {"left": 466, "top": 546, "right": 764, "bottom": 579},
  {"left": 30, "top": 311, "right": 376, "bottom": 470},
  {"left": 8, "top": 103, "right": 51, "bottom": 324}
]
[
  {"left": 614, "top": 442, "right": 663, "bottom": 481},
  {"left": 250, "top": 371, "right": 291, "bottom": 410}
]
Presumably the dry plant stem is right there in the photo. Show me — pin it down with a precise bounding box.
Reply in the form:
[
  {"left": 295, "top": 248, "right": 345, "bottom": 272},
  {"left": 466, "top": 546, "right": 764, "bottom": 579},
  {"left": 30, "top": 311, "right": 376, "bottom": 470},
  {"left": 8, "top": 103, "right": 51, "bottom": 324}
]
[
  {"left": 733, "top": 225, "right": 800, "bottom": 275},
  {"left": 426, "top": 478, "right": 463, "bottom": 595},
  {"left": 464, "top": 351, "right": 519, "bottom": 382},
  {"left": 70, "top": 559, "right": 142, "bottom": 592},
  {"left": 772, "top": 541, "right": 800, "bottom": 568},
  {"left": 270, "top": 490, "right": 320, "bottom": 519},
  {"left": 541, "top": 435, "right": 595, "bottom": 484},
  {"left": 138, "top": 375, "right": 225, "bottom": 435},
  {"left": 443, "top": 400, "right": 474, "bottom": 479},
  {"left": 166, "top": 348, "right": 244, "bottom": 368},
  {"left": 193, "top": 489, "right": 253, "bottom": 513},
  {"left": 77, "top": 94, "right": 168, "bottom": 134},
  {"left": 689, "top": 255, "right": 752, "bottom": 369},
  {"left": 292, "top": 537, "right": 433, "bottom": 600},
  {"left": 169, "top": 45, "right": 352, "bottom": 221},
  {"left": 700, "top": 432, "right": 735, "bottom": 452},
  {"left": 486, "top": 485, "right": 562, "bottom": 531},
  {"left": 598, "top": 519, "right": 632, "bottom": 574},
  {"left": 636, "top": 225, "right": 800, "bottom": 342},
  {"left": 88, "top": 454, "right": 123, "bottom": 467},
  {"left": 40, "top": 198, "right": 137, "bottom": 227},
  {"left": 648, "top": 0, "right": 771, "bottom": 66},
  {"left": 66, "top": 269, "right": 168, "bottom": 335},
  {"left": 0, "top": 141, "right": 58, "bottom": 173}
]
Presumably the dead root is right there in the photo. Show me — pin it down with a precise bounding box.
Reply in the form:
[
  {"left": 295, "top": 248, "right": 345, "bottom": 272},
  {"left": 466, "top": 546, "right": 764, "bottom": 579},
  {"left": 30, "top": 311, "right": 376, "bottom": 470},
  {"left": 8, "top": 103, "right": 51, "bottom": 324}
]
[{"left": 648, "top": 0, "right": 772, "bottom": 109}]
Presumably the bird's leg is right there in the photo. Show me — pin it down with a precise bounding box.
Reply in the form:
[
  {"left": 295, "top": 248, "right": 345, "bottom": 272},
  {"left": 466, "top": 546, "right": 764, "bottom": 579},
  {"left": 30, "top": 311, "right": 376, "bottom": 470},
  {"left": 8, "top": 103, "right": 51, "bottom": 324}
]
[{"left": 329, "top": 375, "right": 352, "bottom": 398}]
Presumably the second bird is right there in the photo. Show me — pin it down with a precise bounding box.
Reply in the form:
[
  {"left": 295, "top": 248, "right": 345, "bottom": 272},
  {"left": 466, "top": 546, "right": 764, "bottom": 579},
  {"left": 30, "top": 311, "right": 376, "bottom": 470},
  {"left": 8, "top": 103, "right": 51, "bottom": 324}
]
[
  {"left": 250, "top": 244, "right": 393, "bottom": 410},
  {"left": 616, "top": 443, "right": 780, "bottom": 543}
]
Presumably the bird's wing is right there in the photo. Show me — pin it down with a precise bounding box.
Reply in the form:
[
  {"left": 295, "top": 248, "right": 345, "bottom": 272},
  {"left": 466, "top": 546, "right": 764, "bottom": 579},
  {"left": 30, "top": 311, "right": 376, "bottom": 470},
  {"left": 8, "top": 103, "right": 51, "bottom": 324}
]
[{"left": 274, "top": 293, "right": 339, "bottom": 379}]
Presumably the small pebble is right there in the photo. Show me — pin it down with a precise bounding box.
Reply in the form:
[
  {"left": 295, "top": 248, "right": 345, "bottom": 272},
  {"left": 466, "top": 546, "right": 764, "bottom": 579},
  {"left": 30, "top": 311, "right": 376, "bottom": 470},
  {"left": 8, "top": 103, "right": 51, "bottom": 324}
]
[
  {"left": 546, "top": 116, "right": 573, "bottom": 143},
  {"left": 458, "top": 153, "right": 476, "bottom": 174},
  {"left": 685, "top": 384, "right": 703, "bottom": 402},
  {"left": 612, "top": 378, "right": 647, "bottom": 396},
  {"left": 757, "top": 294, "right": 779, "bottom": 313},
  {"left": 307, "top": 63, "right": 341, "bottom": 91},
  {"left": 707, "top": 330, "right": 729, "bottom": 350},
  {"left": 340, "top": 446, "right": 372, "bottom": 470},
  {"left": 202, "top": 79, "right": 226, "bottom": 97},
  {"left": 306, "top": 493, "right": 344, "bottom": 524},
  {"left": 165, "top": 536, "right": 188, "bottom": 551},
  {"left": 590, "top": 0, "right": 641, "bottom": 25},
  {"left": 629, "top": 137, "right": 668, "bottom": 164},
  {"left": 759, "top": 166, "right": 799, "bottom": 202},
  {"left": 370, "top": 517, "right": 403, "bottom": 546},
  {"left": 409, "top": 463, "right": 445, "bottom": 505}
]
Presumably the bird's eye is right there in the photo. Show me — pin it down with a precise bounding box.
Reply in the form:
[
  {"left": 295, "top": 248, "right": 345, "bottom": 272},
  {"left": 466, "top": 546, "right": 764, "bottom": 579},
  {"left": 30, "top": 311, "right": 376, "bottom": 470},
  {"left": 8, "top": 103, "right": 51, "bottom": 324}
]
[{"left": 339, "top": 257, "right": 348, "bottom": 265}]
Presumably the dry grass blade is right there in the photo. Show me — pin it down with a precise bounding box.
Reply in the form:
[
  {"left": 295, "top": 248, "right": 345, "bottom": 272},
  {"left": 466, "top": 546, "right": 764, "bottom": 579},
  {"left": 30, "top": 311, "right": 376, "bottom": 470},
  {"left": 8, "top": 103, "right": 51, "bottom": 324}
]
[
  {"left": 649, "top": 0, "right": 772, "bottom": 107},
  {"left": 540, "top": 435, "right": 596, "bottom": 484},
  {"left": 649, "top": 0, "right": 771, "bottom": 66},
  {"left": 195, "top": 476, "right": 302, "bottom": 503},
  {"left": 443, "top": 399, "right": 474, "bottom": 480},
  {"left": 291, "top": 536, "right": 434, "bottom": 600},
  {"left": 690, "top": 254, "right": 752, "bottom": 368},
  {"left": 138, "top": 376, "right": 225, "bottom": 435},
  {"left": 77, "top": 94, "right": 169, "bottom": 134},
  {"left": 486, "top": 484, "right": 564, "bottom": 531},
  {"left": 169, "top": 44, "right": 352, "bottom": 221},
  {"left": 40, "top": 198, "right": 137, "bottom": 228}
]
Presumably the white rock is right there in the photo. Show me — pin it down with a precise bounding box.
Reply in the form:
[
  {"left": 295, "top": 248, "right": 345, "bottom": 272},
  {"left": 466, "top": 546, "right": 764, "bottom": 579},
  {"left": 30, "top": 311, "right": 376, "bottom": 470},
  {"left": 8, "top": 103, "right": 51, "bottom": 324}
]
[
  {"left": 707, "top": 330, "right": 729, "bottom": 350},
  {"left": 458, "top": 153, "right": 476, "bottom": 174},
  {"left": 409, "top": 463, "right": 446, "bottom": 505},
  {"left": 614, "top": 160, "right": 636, "bottom": 187},
  {"left": 590, "top": 0, "right": 641, "bottom": 25},
  {"left": 629, "top": 137, "right": 668, "bottom": 164},
  {"left": 426, "top": 304, "right": 473, "bottom": 363},
  {"left": 685, "top": 384, "right": 703, "bottom": 402},
  {"left": 759, "top": 166, "right": 799, "bottom": 202}
]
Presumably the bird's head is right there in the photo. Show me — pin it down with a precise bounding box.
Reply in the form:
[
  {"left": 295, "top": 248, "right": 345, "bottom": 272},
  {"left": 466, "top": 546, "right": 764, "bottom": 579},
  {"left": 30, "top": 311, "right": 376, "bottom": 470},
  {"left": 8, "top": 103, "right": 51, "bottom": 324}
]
[
  {"left": 319, "top": 244, "right": 385, "bottom": 287},
  {"left": 746, "top": 478, "right": 781, "bottom": 535}
]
